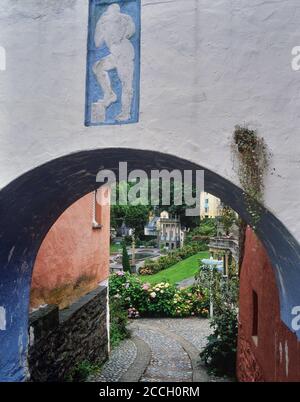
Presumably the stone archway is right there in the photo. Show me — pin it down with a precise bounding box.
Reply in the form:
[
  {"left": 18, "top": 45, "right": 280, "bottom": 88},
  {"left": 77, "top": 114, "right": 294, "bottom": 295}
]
[{"left": 0, "top": 148, "right": 299, "bottom": 381}]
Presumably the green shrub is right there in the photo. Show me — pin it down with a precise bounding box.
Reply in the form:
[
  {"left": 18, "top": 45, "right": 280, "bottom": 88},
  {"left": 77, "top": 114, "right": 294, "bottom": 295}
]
[
  {"left": 185, "top": 219, "right": 217, "bottom": 243},
  {"left": 122, "top": 242, "right": 131, "bottom": 272},
  {"left": 110, "top": 299, "right": 130, "bottom": 349},
  {"left": 66, "top": 360, "right": 101, "bottom": 382},
  {"left": 200, "top": 306, "right": 238, "bottom": 377},
  {"left": 199, "top": 270, "right": 239, "bottom": 378}
]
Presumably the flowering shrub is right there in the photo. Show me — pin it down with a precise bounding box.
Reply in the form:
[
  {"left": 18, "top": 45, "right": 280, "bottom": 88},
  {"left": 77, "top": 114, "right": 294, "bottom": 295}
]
[
  {"left": 128, "top": 307, "right": 140, "bottom": 319},
  {"left": 145, "top": 282, "right": 177, "bottom": 316},
  {"left": 109, "top": 271, "right": 148, "bottom": 314},
  {"left": 139, "top": 243, "right": 207, "bottom": 275},
  {"left": 109, "top": 272, "right": 209, "bottom": 318},
  {"left": 173, "top": 285, "right": 210, "bottom": 318}
]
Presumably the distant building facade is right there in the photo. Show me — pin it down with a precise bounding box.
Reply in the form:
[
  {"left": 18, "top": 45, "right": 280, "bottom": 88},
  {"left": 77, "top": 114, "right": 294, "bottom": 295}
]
[
  {"left": 209, "top": 236, "right": 239, "bottom": 276},
  {"left": 200, "top": 192, "right": 221, "bottom": 219},
  {"left": 144, "top": 211, "right": 184, "bottom": 249}
]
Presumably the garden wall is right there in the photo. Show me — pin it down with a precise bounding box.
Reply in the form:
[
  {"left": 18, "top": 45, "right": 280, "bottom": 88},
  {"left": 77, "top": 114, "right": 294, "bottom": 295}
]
[
  {"left": 28, "top": 286, "right": 108, "bottom": 382},
  {"left": 237, "top": 227, "right": 300, "bottom": 382}
]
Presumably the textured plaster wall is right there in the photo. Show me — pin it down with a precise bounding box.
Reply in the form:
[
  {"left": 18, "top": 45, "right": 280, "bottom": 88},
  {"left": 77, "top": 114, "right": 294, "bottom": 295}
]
[
  {"left": 0, "top": 0, "right": 300, "bottom": 241},
  {"left": 30, "top": 191, "right": 110, "bottom": 309},
  {"left": 238, "top": 227, "right": 300, "bottom": 382}
]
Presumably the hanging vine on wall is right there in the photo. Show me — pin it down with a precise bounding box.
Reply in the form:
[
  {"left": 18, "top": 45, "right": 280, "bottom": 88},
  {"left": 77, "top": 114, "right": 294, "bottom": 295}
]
[{"left": 232, "top": 125, "right": 270, "bottom": 230}]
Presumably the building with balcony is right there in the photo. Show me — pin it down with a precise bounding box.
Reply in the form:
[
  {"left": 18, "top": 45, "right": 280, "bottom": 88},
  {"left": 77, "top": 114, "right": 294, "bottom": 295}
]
[
  {"left": 209, "top": 236, "right": 240, "bottom": 276},
  {"left": 144, "top": 211, "right": 184, "bottom": 250}
]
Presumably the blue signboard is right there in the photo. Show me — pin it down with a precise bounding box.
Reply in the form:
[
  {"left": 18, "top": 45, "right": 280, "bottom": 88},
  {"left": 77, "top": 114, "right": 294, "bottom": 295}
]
[{"left": 85, "top": 0, "right": 141, "bottom": 126}]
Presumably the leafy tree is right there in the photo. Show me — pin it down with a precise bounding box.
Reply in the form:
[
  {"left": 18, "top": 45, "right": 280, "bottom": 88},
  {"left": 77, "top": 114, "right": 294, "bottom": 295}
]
[
  {"left": 124, "top": 204, "right": 150, "bottom": 239},
  {"left": 110, "top": 181, "right": 151, "bottom": 240},
  {"left": 110, "top": 179, "right": 201, "bottom": 240},
  {"left": 157, "top": 180, "right": 200, "bottom": 229},
  {"left": 219, "top": 205, "right": 236, "bottom": 235},
  {"left": 185, "top": 218, "right": 217, "bottom": 245}
]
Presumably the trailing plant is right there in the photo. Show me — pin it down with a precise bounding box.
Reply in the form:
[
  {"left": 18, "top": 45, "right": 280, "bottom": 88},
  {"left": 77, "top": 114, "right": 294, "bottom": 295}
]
[{"left": 232, "top": 125, "right": 270, "bottom": 230}]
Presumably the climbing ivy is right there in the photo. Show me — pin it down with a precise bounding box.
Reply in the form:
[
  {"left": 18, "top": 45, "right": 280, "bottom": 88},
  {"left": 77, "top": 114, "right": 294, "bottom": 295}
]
[{"left": 232, "top": 126, "right": 270, "bottom": 230}]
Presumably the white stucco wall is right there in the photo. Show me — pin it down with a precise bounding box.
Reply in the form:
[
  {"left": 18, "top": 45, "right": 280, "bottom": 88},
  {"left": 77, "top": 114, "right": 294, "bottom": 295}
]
[{"left": 0, "top": 0, "right": 299, "bottom": 241}]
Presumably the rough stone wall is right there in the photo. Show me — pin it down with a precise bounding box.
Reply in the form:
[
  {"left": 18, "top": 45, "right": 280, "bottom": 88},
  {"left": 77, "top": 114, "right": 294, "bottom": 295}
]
[
  {"left": 30, "top": 190, "right": 110, "bottom": 309},
  {"left": 28, "top": 286, "right": 108, "bottom": 382},
  {"left": 237, "top": 227, "right": 300, "bottom": 382}
]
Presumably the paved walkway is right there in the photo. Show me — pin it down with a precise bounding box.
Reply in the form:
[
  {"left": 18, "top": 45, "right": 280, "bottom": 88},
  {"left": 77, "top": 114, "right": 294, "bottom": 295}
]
[
  {"left": 90, "top": 317, "right": 231, "bottom": 382},
  {"left": 176, "top": 276, "right": 197, "bottom": 288}
]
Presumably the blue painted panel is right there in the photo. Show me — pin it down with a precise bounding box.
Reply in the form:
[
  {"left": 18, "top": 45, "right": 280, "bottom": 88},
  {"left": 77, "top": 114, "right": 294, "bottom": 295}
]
[{"left": 85, "top": 0, "right": 141, "bottom": 126}]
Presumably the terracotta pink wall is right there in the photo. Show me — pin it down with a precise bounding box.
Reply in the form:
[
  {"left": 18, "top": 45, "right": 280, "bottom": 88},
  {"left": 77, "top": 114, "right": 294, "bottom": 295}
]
[
  {"left": 30, "top": 188, "right": 110, "bottom": 309},
  {"left": 237, "top": 227, "right": 300, "bottom": 382}
]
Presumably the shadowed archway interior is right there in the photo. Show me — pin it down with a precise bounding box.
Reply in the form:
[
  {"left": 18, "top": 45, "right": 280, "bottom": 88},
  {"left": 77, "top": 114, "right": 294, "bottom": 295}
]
[{"left": 0, "top": 148, "right": 299, "bottom": 381}]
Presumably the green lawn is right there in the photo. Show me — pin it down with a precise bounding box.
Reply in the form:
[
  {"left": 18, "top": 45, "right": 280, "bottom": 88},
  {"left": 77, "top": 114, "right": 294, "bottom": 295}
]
[
  {"left": 140, "top": 251, "right": 209, "bottom": 285},
  {"left": 110, "top": 243, "right": 122, "bottom": 253}
]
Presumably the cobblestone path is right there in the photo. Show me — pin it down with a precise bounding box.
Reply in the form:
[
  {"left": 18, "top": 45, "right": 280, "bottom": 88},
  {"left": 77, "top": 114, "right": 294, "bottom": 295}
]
[
  {"left": 132, "top": 323, "right": 193, "bottom": 382},
  {"left": 89, "top": 339, "right": 137, "bottom": 382},
  {"left": 90, "top": 317, "right": 231, "bottom": 382}
]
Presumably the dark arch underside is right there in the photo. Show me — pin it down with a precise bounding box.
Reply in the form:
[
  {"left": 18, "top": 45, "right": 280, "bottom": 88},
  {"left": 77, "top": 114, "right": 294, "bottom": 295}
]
[{"left": 0, "top": 148, "right": 299, "bottom": 381}]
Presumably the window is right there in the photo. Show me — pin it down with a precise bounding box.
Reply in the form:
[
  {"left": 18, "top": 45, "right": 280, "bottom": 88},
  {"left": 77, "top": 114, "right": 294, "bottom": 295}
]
[{"left": 252, "top": 290, "right": 259, "bottom": 345}]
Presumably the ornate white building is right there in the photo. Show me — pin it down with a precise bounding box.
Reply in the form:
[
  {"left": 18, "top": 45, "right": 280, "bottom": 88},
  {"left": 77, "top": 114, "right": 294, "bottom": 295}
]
[{"left": 144, "top": 211, "right": 184, "bottom": 250}]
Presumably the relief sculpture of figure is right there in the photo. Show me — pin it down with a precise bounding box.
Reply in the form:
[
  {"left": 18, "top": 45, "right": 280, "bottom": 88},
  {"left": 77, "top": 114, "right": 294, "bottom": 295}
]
[{"left": 92, "top": 4, "right": 136, "bottom": 123}]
